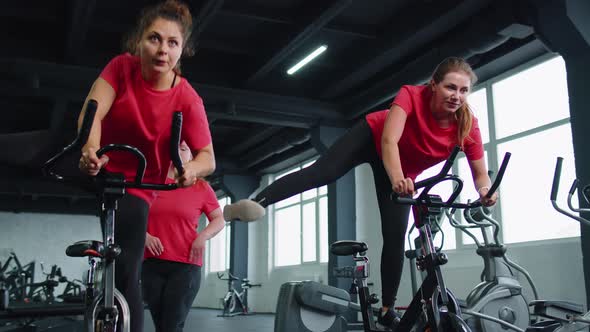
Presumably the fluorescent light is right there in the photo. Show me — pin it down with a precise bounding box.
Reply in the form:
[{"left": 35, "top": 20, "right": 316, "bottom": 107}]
[{"left": 287, "top": 45, "right": 327, "bottom": 75}]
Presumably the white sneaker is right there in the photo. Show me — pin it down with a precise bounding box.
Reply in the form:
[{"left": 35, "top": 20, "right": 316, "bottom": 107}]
[{"left": 223, "top": 199, "right": 266, "bottom": 222}]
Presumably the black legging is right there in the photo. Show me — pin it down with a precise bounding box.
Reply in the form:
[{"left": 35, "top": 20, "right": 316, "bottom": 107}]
[
  {"left": 110, "top": 194, "right": 150, "bottom": 332},
  {"left": 142, "top": 259, "right": 202, "bottom": 332},
  {"left": 254, "top": 120, "right": 410, "bottom": 306}
]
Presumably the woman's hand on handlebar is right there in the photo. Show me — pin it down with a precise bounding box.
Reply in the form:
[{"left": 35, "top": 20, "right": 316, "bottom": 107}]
[
  {"left": 393, "top": 177, "right": 416, "bottom": 196},
  {"left": 79, "top": 147, "right": 109, "bottom": 176},
  {"left": 478, "top": 187, "right": 498, "bottom": 207},
  {"left": 174, "top": 160, "right": 199, "bottom": 187}
]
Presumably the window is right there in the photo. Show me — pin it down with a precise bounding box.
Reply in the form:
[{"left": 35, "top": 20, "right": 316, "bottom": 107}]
[
  {"left": 492, "top": 57, "right": 570, "bottom": 139},
  {"left": 273, "top": 160, "right": 329, "bottom": 267},
  {"left": 486, "top": 55, "right": 578, "bottom": 244},
  {"left": 497, "top": 126, "right": 578, "bottom": 243},
  {"left": 208, "top": 196, "right": 231, "bottom": 272},
  {"left": 461, "top": 55, "right": 577, "bottom": 245}
]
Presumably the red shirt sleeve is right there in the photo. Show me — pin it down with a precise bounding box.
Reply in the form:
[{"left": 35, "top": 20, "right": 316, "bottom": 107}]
[
  {"left": 99, "top": 54, "right": 129, "bottom": 93},
  {"left": 391, "top": 85, "right": 415, "bottom": 115},
  {"left": 182, "top": 96, "right": 212, "bottom": 151}
]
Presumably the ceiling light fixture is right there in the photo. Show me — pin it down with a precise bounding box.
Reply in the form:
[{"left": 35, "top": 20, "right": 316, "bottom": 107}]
[{"left": 287, "top": 45, "right": 327, "bottom": 75}]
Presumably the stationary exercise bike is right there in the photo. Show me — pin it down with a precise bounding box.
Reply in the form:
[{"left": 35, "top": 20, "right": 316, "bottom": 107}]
[
  {"left": 217, "top": 272, "right": 261, "bottom": 317},
  {"left": 275, "top": 146, "right": 511, "bottom": 332},
  {"left": 0, "top": 99, "right": 185, "bottom": 332}
]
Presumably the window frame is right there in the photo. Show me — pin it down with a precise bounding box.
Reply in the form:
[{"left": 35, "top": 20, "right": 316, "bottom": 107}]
[
  {"left": 207, "top": 196, "right": 232, "bottom": 273},
  {"left": 270, "top": 159, "right": 329, "bottom": 268}
]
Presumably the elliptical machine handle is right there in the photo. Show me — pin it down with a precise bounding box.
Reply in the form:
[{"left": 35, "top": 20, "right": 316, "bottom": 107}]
[
  {"left": 550, "top": 157, "right": 563, "bottom": 201},
  {"left": 550, "top": 157, "right": 590, "bottom": 227}
]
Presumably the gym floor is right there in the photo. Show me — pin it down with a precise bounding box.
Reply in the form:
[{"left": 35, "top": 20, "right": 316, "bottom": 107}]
[
  {"left": 144, "top": 308, "right": 275, "bottom": 332},
  {"left": 0, "top": 309, "right": 274, "bottom": 332}
]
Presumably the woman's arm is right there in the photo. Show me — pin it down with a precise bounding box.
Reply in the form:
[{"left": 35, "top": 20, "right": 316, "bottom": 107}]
[
  {"left": 382, "top": 105, "right": 413, "bottom": 195},
  {"left": 77, "top": 78, "right": 116, "bottom": 175},
  {"left": 189, "top": 207, "right": 225, "bottom": 263},
  {"left": 199, "top": 208, "right": 225, "bottom": 241},
  {"left": 467, "top": 157, "right": 498, "bottom": 206}
]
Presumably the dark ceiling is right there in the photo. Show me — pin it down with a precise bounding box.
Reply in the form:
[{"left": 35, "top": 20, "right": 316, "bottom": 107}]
[{"left": 0, "top": 0, "right": 551, "bottom": 212}]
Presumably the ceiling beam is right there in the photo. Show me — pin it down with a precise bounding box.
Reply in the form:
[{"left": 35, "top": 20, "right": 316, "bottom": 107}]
[
  {"left": 252, "top": 142, "right": 317, "bottom": 174},
  {"left": 320, "top": 0, "right": 491, "bottom": 99},
  {"left": 244, "top": 0, "right": 352, "bottom": 86},
  {"left": 208, "top": 108, "right": 318, "bottom": 128},
  {"left": 344, "top": 2, "right": 533, "bottom": 119},
  {"left": 238, "top": 129, "right": 311, "bottom": 168},
  {"left": 0, "top": 58, "right": 343, "bottom": 121},
  {"left": 191, "top": 0, "right": 225, "bottom": 50},
  {"left": 220, "top": 7, "right": 375, "bottom": 40},
  {"left": 225, "top": 126, "right": 282, "bottom": 156},
  {"left": 195, "top": 83, "right": 342, "bottom": 119}
]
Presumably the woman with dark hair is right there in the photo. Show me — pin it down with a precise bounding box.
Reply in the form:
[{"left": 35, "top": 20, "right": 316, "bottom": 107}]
[
  {"left": 77, "top": 1, "right": 214, "bottom": 331},
  {"left": 224, "top": 57, "right": 497, "bottom": 328}
]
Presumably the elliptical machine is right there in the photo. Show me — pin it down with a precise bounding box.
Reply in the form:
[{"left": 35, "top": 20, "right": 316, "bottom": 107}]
[
  {"left": 444, "top": 203, "right": 539, "bottom": 332},
  {"left": 525, "top": 157, "right": 590, "bottom": 332}
]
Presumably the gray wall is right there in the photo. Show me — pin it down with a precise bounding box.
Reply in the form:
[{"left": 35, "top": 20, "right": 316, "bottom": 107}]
[{"left": 0, "top": 211, "right": 101, "bottom": 294}]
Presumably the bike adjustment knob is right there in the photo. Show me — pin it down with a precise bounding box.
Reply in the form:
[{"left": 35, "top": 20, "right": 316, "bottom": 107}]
[
  {"left": 437, "top": 253, "right": 448, "bottom": 265},
  {"left": 105, "top": 244, "right": 122, "bottom": 260},
  {"left": 369, "top": 294, "right": 380, "bottom": 304}
]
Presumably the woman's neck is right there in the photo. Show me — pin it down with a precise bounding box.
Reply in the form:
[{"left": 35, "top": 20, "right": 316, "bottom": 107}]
[
  {"left": 142, "top": 69, "right": 175, "bottom": 90},
  {"left": 429, "top": 98, "right": 454, "bottom": 128}
]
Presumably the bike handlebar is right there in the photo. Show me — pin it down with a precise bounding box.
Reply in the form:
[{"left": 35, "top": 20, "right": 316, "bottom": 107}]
[
  {"left": 217, "top": 272, "right": 261, "bottom": 287},
  {"left": 413, "top": 146, "right": 462, "bottom": 190},
  {"left": 217, "top": 272, "right": 240, "bottom": 281},
  {"left": 42, "top": 99, "right": 184, "bottom": 191},
  {"left": 393, "top": 146, "right": 511, "bottom": 209}
]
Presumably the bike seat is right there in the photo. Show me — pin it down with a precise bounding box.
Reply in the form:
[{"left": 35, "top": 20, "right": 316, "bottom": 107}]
[
  {"left": 66, "top": 240, "right": 104, "bottom": 258},
  {"left": 330, "top": 241, "right": 368, "bottom": 256}
]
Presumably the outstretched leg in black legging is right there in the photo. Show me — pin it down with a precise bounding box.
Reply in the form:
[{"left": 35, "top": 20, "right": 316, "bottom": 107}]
[{"left": 253, "top": 119, "right": 411, "bottom": 307}]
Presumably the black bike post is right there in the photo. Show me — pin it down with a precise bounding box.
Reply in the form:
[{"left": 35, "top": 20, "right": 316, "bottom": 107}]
[
  {"left": 100, "top": 189, "right": 123, "bottom": 326},
  {"left": 354, "top": 256, "right": 378, "bottom": 332}
]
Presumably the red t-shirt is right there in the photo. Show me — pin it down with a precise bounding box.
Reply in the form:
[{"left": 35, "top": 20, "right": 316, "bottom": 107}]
[
  {"left": 365, "top": 85, "right": 484, "bottom": 180},
  {"left": 144, "top": 180, "right": 220, "bottom": 266},
  {"left": 99, "top": 53, "right": 211, "bottom": 203}
]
